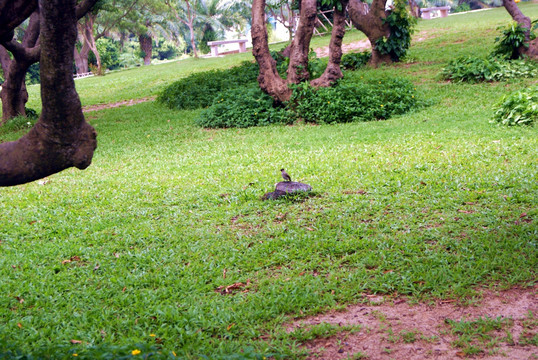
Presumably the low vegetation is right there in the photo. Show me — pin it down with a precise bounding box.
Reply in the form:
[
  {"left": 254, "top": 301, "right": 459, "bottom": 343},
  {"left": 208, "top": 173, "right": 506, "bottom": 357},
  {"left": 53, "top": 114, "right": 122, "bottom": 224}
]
[{"left": 0, "top": 4, "right": 537, "bottom": 359}]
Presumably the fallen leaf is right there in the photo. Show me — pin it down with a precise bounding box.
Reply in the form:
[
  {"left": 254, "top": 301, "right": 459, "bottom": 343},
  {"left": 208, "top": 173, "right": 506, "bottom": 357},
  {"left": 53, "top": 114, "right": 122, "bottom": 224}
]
[
  {"left": 227, "top": 323, "right": 235, "bottom": 330},
  {"left": 15, "top": 296, "right": 24, "bottom": 304},
  {"left": 17, "top": 323, "right": 22, "bottom": 328},
  {"left": 457, "top": 209, "right": 475, "bottom": 214},
  {"left": 70, "top": 340, "right": 82, "bottom": 344},
  {"left": 93, "top": 264, "right": 100, "bottom": 271}
]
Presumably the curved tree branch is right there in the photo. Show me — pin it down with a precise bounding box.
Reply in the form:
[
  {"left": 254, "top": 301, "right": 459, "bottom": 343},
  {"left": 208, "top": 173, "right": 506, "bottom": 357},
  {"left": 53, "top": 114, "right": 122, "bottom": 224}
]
[
  {"left": 0, "top": 0, "right": 97, "bottom": 186},
  {"left": 0, "top": 0, "right": 38, "bottom": 41}
]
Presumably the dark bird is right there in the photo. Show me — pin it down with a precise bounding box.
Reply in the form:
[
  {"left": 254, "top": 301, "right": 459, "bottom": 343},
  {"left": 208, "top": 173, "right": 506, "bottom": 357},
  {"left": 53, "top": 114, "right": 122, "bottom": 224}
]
[{"left": 280, "top": 168, "right": 291, "bottom": 182}]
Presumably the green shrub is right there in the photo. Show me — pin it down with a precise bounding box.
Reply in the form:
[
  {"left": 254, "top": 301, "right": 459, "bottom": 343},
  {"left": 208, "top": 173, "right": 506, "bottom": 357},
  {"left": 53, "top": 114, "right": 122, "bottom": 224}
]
[
  {"left": 491, "top": 86, "right": 537, "bottom": 126},
  {"left": 195, "top": 86, "right": 292, "bottom": 128},
  {"left": 195, "top": 75, "right": 423, "bottom": 128},
  {"left": 89, "top": 38, "right": 120, "bottom": 70},
  {"left": 452, "top": 3, "right": 470, "bottom": 13},
  {"left": 0, "top": 115, "right": 37, "bottom": 136},
  {"left": 440, "top": 56, "right": 538, "bottom": 83},
  {"left": 492, "top": 21, "right": 536, "bottom": 60},
  {"left": 290, "top": 76, "right": 420, "bottom": 124},
  {"left": 340, "top": 51, "right": 371, "bottom": 70},
  {"left": 157, "top": 61, "right": 259, "bottom": 110}
]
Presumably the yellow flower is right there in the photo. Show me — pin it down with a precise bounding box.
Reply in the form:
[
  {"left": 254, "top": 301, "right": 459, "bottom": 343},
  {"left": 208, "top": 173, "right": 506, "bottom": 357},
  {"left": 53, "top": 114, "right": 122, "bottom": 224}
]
[
  {"left": 412, "top": 95, "right": 415, "bottom": 98},
  {"left": 132, "top": 349, "right": 141, "bottom": 356},
  {"left": 327, "top": 101, "right": 330, "bottom": 104},
  {"left": 380, "top": 104, "right": 384, "bottom": 107},
  {"left": 150, "top": 334, "right": 156, "bottom": 337},
  {"left": 173, "top": 351, "right": 177, "bottom": 356}
]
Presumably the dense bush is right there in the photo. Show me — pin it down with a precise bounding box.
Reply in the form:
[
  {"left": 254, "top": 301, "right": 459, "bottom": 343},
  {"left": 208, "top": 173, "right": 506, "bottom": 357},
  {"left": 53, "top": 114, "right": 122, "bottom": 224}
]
[
  {"left": 491, "top": 85, "right": 537, "bottom": 126},
  {"left": 340, "top": 51, "right": 371, "bottom": 70},
  {"left": 452, "top": 3, "right": 471, "bottom": 13},
  {"left": 195, "top": 75, "right": 422, "bottom": 128},
  {"left": 154, "top": 40, "right": 180, "bottom": 60},
  {"left": 440, "top": 56, "right": 538, "bottom": 83},
  {"left": 290, "top": 76, "right": 420, "bottom": 124},
  {"left": 157, "top": 61, "right": 259, "bottom": 110},
  {"left": 195, "top": 86, "right": 292, "bottom": 128}
]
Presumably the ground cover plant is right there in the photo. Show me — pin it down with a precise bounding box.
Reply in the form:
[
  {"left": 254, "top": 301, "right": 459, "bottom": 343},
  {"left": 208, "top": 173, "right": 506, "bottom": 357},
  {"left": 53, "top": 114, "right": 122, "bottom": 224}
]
[{"left": 1, "top": 4, "right": 537, "bottom": 359}]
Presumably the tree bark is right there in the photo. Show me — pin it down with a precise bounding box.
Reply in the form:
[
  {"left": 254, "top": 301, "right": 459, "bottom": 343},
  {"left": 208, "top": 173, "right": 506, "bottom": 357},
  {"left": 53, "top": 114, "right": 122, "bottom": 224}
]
[
  {"left": 74, "top": 40, "right": 90, "bottom": 74},
  {"left": 251, "top": 0, "right": 348, "bottom": 102},
  {"left": 502, "top": 0, "right": 538, "bottom": 59},
  {"left": 311, "top": 0, "right": 348, "bottom": 87},
  {"left": 139, "top": 33, "right": 152, "bottom": 65},
  {"left": 0, "top": 10, "right": 40, "bottom": 122},
  {"left": 348, "top": 0, "right": 392, "bottom": 67},
  {"left": 0, "top": 0, "right": 37, "bottom": 41},
  {"left": 0, "top": 0, "right": 97, "bottom": 186},
  {"left": 287, "top": 0, "right": 316, "bottom": 83},
  {"left": 251, "top": 0, "right": 291, "bottom": 102},
  {"left": 408, "top": 0, "right": 420, "bottom": 18}
]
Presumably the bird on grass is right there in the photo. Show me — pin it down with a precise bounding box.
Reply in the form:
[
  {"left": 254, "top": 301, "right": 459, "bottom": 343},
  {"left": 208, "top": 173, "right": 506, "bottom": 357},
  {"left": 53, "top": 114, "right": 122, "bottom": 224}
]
[{"left": 280, "top": 168, "right": 292, "bottom": 182}]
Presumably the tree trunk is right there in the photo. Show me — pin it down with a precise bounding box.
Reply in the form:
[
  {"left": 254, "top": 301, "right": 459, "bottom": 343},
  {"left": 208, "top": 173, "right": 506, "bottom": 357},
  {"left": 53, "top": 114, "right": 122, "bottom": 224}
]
[
  {"left": 408, "top": 0, "right": 420, "bottom": 18},
  {"left": 0, "top": 0, "right": 97, "bottom": 186},
  {"left": 0, "top": 10, "right": 40, "bottom": 122},
  {"left": 348, "top": 0, "right": 392, "bottom": 67},
  {"left": 502, "top": 0, "right": 538, "bottom": 59},
  {"left": 311, "top": 0, "right": 348, "bottom": 87},
  {"left": 188, "top": 22, "right": 198, "bottom": 58},
  {"left": 251, "top": 0, "right": 291, "bottom": 102},
  {"left": 0, "top": 55, "right": 30, "bottom": 121},
  {"left": 74, "top": 41, "right": 90, "bottom": 74},
  {"left": 138, "top": 33, "right": 152, "bottom": 65},
  {"left": 287, "top": 0, "right": 317, "bottom": 83}
]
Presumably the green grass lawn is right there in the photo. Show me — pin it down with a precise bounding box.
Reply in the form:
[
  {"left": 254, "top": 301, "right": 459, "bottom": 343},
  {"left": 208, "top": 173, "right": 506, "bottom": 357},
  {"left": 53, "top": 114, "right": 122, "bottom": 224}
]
[{"left": 1, "top": 5, "right": 537, "bottom": 359}]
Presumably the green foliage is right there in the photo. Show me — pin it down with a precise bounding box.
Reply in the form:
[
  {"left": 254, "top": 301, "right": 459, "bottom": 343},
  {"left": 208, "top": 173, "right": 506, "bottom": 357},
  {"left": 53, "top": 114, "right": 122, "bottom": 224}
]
[
  {"left": 440, "top": 56, "right": 538, "bottom": 83},
  {"left": 340, "top": 51, "right": 372, "bottom": 70},
  {"left": 491, "top": 85, "right": 537, "bottom": 126},
  {"left": 154, "top": 40, "right": 179, "bottom": 60},
  {"left": 452, "top": 3, "right": 471, "bottom": 13},
  {"left": 89, "top": 38, "right": 121, "bottom": 70},
  {"left": 195, "top": 86, "right": 292, "bottom": 128},
  {"left": 492, "top": 21, "right": 536, "bottom": 60},
  {"left": 157, "top": 61, "right": 259, "bottom": 110},
  {"left": 25, "top": 63, "right": 40, "bottom": 85},
  {"left": 375, "top": 0, "right": 417, "bottom": 61},
  {"left": 289, "top": 75, "right": 421, "bottom": 124},
  {"left": 0, "top": 115, "right": 37, "bottom": 136},
  {"left": 196, "top": 75, "right": 423, "bottom": 128}
]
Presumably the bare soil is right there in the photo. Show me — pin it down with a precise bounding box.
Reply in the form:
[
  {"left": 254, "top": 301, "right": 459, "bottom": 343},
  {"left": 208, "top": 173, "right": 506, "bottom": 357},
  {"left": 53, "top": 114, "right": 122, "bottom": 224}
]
[
  {"left": 288, "top": 286, "right": 538, "bottom": 359},
  {"left": 82, "top": 96, "right": 156, "bottom": 113}
]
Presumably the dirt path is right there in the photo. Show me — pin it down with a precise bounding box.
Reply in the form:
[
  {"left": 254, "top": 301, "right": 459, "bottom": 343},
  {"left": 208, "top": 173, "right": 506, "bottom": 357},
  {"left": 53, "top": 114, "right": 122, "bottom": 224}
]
[
  {"left": 82, "top": 96, "right": 156, "bottom": 113},
  {"left": 288, "top": 286, "right": 538, "bottom": 359}
]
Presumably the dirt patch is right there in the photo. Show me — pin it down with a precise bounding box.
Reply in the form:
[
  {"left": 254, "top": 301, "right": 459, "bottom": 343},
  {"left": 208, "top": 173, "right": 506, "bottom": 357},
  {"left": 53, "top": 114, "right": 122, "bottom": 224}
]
[
  {"left": 82, "top": 96, "right": 156, "bottom": 113},
  {"left": 314, "top": 39, "right": 371, "bottom": 58},
  {"left": 288, "top": 286, "right": 538, "bottom": 359}
]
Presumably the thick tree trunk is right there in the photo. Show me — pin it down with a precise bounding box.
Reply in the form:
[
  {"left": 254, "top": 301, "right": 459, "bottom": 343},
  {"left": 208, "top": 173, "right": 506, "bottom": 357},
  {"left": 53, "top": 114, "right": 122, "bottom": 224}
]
[
  {"left": 251, "top": 0, "right": 291, "bottom": 102},
  {"left": 502, "top": 0, "right": 538, "bottom": 59},
  {"left": 0, "top": 57, "right": 30, "bottom": 121},
  {"left": 0, "top": 0, "right": 97, "bottom": 186},
  {"left": 310, "top": 0, "right": 348, "bottom": 87},
  {"left": 139, "top": 33, "right": 152, "bottom": 65},
  {"left": 0, "top": 10, "right": 40, "bottom": 122},
  {"left": 74, "top": 42, "right": 90, "bottom": 74},
  {"left": 348, "top": 0, "right": 392, "bottom": 67},
  {"left": 287, "top": 0, "right": 317, "bottom": 83}
]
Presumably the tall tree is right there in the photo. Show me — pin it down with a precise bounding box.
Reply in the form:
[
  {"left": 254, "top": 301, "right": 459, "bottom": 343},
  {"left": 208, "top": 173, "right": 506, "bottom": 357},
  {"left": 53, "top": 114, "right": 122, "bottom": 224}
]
[
  {"left": 502, "top": 0, "right": 538, "bottom": 59},
  {"left": 165, "top": 0, "right": 199, "bottom": 57},
  {"left": 267, "top": 0, "right": 296, "bottom": 42},
  {"left": 0, "top": 0, "right": 98, "bottom": 186},
  {"left": 251, "top": 0, "right": 348, "bottom": 102}
]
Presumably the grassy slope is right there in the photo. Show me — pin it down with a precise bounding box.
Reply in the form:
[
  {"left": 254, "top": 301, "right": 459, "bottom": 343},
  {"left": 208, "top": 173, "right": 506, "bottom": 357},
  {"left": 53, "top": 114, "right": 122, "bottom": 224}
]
[{"left": 1, "top": 5, "right": 537, "bottom": 359}]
